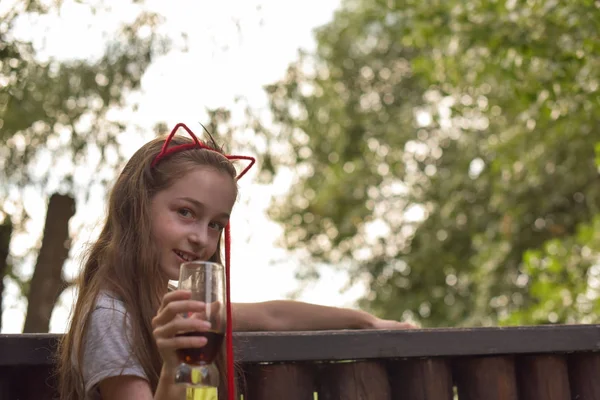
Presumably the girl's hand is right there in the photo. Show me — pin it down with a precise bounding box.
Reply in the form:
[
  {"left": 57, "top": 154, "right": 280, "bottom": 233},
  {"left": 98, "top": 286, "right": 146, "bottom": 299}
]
[
  {"left": 151, "top": 290, "right": 212, "bottom": 370},
  {"left": 371, "top": 318, "right": 418, "bottom": 330}
]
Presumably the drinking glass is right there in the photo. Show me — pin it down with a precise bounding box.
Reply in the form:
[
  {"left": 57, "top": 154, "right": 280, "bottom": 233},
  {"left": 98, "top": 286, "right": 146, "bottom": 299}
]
[{"left": 174, "top": 261, "right": 225, "bottom": 388}]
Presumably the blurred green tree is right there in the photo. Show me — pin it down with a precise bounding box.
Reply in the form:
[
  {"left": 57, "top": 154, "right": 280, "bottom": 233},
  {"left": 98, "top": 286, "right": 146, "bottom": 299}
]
[
  {"left": 261, "top": 0, "right": 600, "bottom": 326},
  {"left": 0, "top": 0, "right": 171, "bottom": 331}
]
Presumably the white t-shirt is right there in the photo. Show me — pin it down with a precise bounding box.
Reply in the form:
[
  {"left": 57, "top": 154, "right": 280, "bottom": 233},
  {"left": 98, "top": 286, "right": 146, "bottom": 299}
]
[{"left": 81, "top": 292, "right": 148, "bottom": 399}]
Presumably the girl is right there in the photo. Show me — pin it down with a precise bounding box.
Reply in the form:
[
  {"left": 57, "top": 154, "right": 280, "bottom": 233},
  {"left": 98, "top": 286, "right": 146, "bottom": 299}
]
[{"left": 57, "top": 123, "right": 413, "bottom": 400}]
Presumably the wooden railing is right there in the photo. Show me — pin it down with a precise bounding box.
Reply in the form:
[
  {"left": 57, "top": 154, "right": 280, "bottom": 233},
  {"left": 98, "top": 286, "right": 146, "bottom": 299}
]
[{"left": 1, "top": 325, "right": 600, "bottom": 399}]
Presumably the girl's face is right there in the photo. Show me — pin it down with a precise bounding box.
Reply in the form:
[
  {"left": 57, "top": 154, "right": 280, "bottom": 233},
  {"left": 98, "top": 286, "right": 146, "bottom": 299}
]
[{"left": 150, "top": 166, "right": 237, "bottom": 281}]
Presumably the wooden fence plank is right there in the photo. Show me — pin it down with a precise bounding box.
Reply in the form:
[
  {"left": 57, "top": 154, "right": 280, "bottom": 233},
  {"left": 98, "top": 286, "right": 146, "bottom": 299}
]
[
  {"left": 516, "top": 355, "right": 570, "bottom": 400},
  {"left": 568, "top": 353, "right": 600, "bottom": 400},
  {"left": 389, "top": 358, "right": 453, "bottom": 400},
  {"left": 3, "top": 326, "right": 600, "bottom": 364},
  {"left": 318, "top": 361, "right": 390, "bottom": 400},
  {"left": 0, "top": 366, "right": 56, "bottom": 400},
  {"left": 244, "top": 363, "right": 315, "bottom": 400},
  {"left": 2, "top": 328, "right": 600, "bottom": 400},
  {"left": 454, "top": 356, "right": 518, "bottom": 400}
]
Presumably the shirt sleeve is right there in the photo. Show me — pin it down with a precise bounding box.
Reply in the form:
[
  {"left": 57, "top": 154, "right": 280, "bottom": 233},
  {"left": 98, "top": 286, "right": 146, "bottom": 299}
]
[{"left": 82, "top": 300, "right": 148, "bottom": 397}]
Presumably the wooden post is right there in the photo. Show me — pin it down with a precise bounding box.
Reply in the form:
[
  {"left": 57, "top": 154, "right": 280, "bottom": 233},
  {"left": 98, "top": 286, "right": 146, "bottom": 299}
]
[
  {"left": 244, "top": 363, "right": 315, "bottom": 400},
  {"left": 568, "top": 353, "right": 600, "bottom": 400},
  {"left": 389, "top": 358, "right": 453, "bottom": 400},
  {"left": 454, "top": 356, "right": 518, "bottom": 400},
  {"left": 318, "top": 361, "right": 391, "bottom": 400},
  {"left": 0, "top": 365, "right": 56, "bottom": 400},
  {"left": 516, "top": 355, "right": 570, "bottom": 400}
]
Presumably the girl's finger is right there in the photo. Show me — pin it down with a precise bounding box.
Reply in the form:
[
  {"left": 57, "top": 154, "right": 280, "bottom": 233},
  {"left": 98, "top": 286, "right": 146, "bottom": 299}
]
[
  {"left": 185, "top": 302, "right": 220, "bottom": 321},
  {"left": 159, "top": 290, "right": 192, "bottom": 310},
  {"left": 152, "top": 300, "right": 206, "bottom": 328},
  {"left": 153, "top": 318, "right": 212, "bottom": 339},
  {"left": 155, "top": 334, "right": 208, "bottom": 351}
]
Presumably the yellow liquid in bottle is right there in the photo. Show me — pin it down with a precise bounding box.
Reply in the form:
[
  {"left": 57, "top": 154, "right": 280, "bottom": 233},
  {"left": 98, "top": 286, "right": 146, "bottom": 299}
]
[{"left": 186, "top": 387, "right": 218, "bottom": 400}]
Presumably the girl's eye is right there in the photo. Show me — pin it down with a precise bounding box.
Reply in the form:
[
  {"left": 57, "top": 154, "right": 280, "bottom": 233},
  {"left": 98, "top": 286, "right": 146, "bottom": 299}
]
[
  {"left": 178, "top": 208, "right": 193, "bottom": 218},
  {"left": 209, "top": 221, "right": 225, "bottom": 231}
]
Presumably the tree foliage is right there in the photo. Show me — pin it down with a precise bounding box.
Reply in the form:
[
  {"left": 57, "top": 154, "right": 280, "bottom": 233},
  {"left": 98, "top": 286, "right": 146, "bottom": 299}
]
[
  {"left": 1, "top": 0, "right": 170, "bottom": 193},
  {"left": 0, "top": 0, "right": 171, "bottom": 331},
  {"left": 262, "top": 0, "right": 600, "bottom": 326}
]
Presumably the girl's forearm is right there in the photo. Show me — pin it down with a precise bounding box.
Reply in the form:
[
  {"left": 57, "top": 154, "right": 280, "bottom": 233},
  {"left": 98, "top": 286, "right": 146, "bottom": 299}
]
[{"left": 261, "top": 300, "right": 377, "bottom": 331}]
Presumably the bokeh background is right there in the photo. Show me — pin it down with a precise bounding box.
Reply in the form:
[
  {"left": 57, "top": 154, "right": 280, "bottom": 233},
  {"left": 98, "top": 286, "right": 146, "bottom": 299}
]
[{"left": 1, "top": 0, "right": 599, "bottom": 333}]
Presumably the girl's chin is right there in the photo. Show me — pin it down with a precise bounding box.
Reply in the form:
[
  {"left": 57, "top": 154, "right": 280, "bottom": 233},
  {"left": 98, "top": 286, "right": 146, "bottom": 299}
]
[
  {"left": 162, "top": 264, "right": 181, "bottom": 282},
  {"left": 169, "top": 267, "right": 181, "bottom": 281}
]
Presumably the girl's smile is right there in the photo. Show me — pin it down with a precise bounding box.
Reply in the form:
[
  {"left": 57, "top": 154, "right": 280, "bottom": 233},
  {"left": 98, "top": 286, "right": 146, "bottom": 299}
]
[{"left": 173, "top": 249, "right": 201, "bottom": 262}]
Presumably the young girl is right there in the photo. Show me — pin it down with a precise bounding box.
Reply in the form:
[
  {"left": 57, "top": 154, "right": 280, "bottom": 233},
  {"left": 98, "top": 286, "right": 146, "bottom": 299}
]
[{"left": 57, "top": 123, "right": 413, "bottom": 400}]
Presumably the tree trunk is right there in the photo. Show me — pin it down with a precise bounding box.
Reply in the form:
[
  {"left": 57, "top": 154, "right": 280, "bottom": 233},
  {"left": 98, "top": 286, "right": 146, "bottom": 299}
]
[
  {"left": 23, "top": 194, "right": 76, "bottom": 333},
  {"left": 0, "top": 219, "right": 13, "bottom": 332}
]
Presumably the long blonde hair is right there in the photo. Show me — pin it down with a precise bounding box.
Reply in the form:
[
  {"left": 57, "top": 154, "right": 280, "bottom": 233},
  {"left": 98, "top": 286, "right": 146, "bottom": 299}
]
[{"left": 57, "top": 135, "right": 238, "bottom": 399}]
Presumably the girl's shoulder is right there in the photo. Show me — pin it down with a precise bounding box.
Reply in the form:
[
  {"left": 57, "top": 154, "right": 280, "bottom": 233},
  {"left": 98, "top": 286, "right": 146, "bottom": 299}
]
[
  {"left": 86, "top": 291, "right": 132, "bottom": 336},
  {"left": 94, "top": 290, "right": 127, "bottom": 315},
  {"left": 82, "top": 291, "right": 148, "bottom": 397}
]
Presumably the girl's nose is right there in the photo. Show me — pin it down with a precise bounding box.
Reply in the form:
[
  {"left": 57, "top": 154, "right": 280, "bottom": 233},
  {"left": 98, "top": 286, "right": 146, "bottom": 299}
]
[{"left": 188, "top": 225, "right": 209, "bottom": 247}]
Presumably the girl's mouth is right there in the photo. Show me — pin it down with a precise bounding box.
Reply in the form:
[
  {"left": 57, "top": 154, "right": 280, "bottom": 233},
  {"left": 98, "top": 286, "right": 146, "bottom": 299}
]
[{"left": 174, "top": 250, "right": 198, "bottom": 262}]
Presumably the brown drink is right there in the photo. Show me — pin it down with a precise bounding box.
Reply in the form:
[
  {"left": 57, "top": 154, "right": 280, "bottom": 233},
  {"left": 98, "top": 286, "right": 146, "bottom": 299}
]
[{"left": 175, "top": 331, "right": 224, "bottom": 365}]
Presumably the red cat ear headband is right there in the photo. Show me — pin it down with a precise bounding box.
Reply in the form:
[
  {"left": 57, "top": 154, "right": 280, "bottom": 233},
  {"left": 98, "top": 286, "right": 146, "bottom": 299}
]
[
  {"left": 152, "top": 122, "right": 255, "bottom": 399},
  {"left": 151, "top": 122, "right": 255, "bottom": 178}
]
